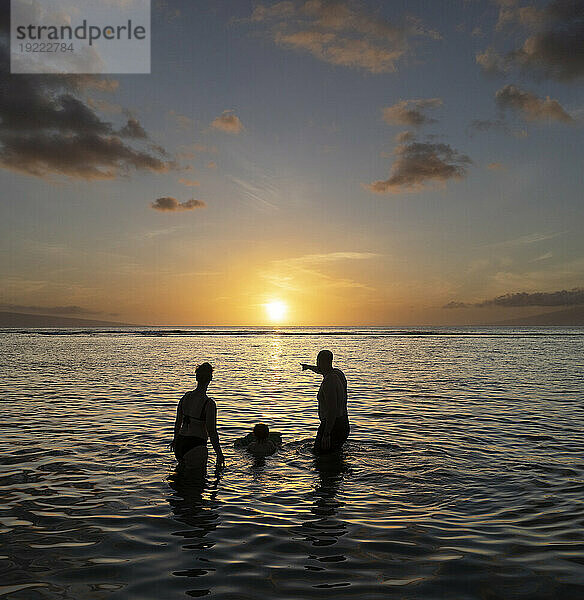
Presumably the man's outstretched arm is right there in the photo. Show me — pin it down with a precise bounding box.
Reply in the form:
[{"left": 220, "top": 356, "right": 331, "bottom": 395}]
[{"left": 300, "top": 363, "right": 321, "bottom": 373}]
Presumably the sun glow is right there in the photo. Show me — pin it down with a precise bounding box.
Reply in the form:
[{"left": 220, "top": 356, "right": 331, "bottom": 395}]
[{"left": 264, "top": 300, "right": 288, "bottom": 322}]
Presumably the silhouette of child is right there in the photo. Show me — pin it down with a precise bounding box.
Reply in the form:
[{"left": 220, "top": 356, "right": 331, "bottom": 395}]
[{"left": 247, "top": 423, "right": 278, "bottom": 457}]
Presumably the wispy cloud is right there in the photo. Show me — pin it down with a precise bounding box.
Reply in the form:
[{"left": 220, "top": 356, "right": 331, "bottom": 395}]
[
  {"left": 467, "top": 118, "right": 527, "bottom": 138},
  {"left": 382, "top": 98, "right": 443, "bottom": 126},
  {"left": 531, "top": 252, "right": 553, "bottom": 262},
  {"left": 231, "top": 175, "right": 280, "bottom": 210},
  {"left": 262, "top": 251, "right": 379, "bottom": 293},
  {"left": 486, "top": 231, "right": 565, "bottom": 248},
  {"left": 248, "top": 1, "right": 440, "bottom": 74},
  {"left": 178, "top": 178, "right": 200, "bottom": 187},
  {"left": 168, "top": 110, "right": 194, "bottom": 129}
]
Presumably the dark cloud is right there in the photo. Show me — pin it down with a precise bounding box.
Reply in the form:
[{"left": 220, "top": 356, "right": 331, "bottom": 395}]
[
  {"left": 365, "top": 141, "right": 472, "bottom": 194},
  {"left": 443, "top": 301, "right": 470, "bottom": 309},
  {"left": 478, "top": 0, "right": 584, "bottom": 81},
  {"left": 444, "top": 288, "right": 584, "bottom": 308},
  {"left": 249, "top": 1, "right": 440, "bottom": 74},
  {"left": 496, "top": 84, "right": 575, "bottom": 122},
  {"left": 119, "top": 118, "right": 148, "bottom": 139},
  {"left": 151, "top": 197, "right": 206, "bottom": 212},
  {"left": 0, "top": 37, "right": 172, "bottom": 180},
  {"left": 510, "top": 0, "right": 584, "bottom": 81},
  {"left": 382, "top": 98, "right": 443, "bottom": 126}
]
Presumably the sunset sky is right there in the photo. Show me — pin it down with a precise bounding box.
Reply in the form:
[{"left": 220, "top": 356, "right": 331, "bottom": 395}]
[{"left": 1, "top": 0, "right": 583, "bottom": 325}]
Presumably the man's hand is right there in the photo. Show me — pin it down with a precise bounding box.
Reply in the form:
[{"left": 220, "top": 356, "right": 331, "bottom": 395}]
[
  {"left": 169, "top": 440, "right": 175, "bottom": 452},
  {"left": 321, "top": 433, "right": 331, "bottom": 451}
]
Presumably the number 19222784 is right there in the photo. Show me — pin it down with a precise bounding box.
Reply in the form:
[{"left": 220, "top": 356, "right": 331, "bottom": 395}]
[{"left": 18, "top": 42, "right": 74, "bottom": 52}]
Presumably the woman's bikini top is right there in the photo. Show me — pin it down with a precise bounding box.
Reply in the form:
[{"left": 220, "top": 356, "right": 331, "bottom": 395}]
[{"left": 182, "top": 394, "right": 209, "bottom": 427}]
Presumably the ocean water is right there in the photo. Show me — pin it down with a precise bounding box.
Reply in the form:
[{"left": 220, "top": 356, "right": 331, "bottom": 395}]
[{"left": 1, "top": 326, "right": 583, "bottom": 599}]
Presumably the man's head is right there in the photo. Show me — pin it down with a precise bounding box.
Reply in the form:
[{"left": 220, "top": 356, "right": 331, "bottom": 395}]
[
  {"left": 253, "top": 423, "right": 269, "bottom": 441},
  {"left": 316, "top": 349, "right": 333, "bottom": 371},
  {"left": 195, "top": 362, "right": 213, "bottom": 384}
]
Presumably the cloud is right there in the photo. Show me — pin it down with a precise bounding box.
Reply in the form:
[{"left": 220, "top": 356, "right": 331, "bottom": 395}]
[
  {"left": 487, "top": 231, "right": 565, "bottom": 248},
  {"left": 365, "top": 141, "right": 472, "bottom": 194},
  {"left": 444, "top": 288, "right": 584, "bottom": 308},
  {"left": 178, "top": 178, "right": 200, "bottom": 187},
  {"left": 210, "top": 111, "right": 244, "bottom": 134},
  {"left": 476, "top": 46, "right": 509, "bottom": 77},
  {"left": 0, "top": 303, "right": 100, "bottom": 315},
  {"left": 190, "top": 143, "right": 218, "bottom": 154},
  {"left": 119, "top": 117, "right": 148, "bottom": 138},
  {"left": 262, "top": 250, "right": 379, "bottom": 293},
  {"left": 479, "top": 0, "right": 584, "bottom": 81},
  {"left": 87, "top": 97, "right": 123, "bottom": 114},
  {"left": 496, "top": 84, "right": 575, "bottom": 123},
  {"left": 442, "top": 301, "right": 470, "bottom": 309},
  {"left": 382, "top": 98, "right": 443, "bottom": 126},
  {"left": 496, "top": 1, "right": 545, "bottom": 31},
  {"left": 0, "top": 40, "right": 172, "bottom": 180},
  {"left": 150, "top": 197, "right": 206, "bottom": 212},
  {"left": 395, "top": 130, "right": 414, "bottom": 143},
  {"left": 77, "top": 77, "right": 119, "bottom": 93},
  {"left": 248, "top": 0, "right": 440, "bottom": 74},
  {"left": 467, "top": 118, "right": 528, "bottom": 138},
  {"left": 291, "top": 251, "right": 379, "bottom": 264},
  {"left": 168, "top": 110, "right": 194, "bottom": 128},
  {"left": 531, "top": 252, "right": 553, "bottom": 262}
]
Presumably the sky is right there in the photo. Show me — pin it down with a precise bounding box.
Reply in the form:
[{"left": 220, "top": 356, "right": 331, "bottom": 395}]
[{"left": 1, "top": 0, "right": 583, "bottom": 326}]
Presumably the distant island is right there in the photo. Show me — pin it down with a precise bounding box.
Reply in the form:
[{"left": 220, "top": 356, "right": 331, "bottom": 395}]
[
  {"left": 0, "top": 312, "right": 140, "bottom": 328},
  {"left": 1, "top": 307, "right": 583, "bottom": 329},
  {"left": 489, "top": 306, "right": 584, "bottom": 326}
]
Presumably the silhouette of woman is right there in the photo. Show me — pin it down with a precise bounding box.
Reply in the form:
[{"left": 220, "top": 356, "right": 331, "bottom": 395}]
[{"left": 170, "top": 362, "right": 225, "bottom": 472}]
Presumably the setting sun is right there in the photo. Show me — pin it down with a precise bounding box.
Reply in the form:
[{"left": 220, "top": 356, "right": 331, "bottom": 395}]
[{"left": 264, "top": 300, "right": 288, "bottom": 322}]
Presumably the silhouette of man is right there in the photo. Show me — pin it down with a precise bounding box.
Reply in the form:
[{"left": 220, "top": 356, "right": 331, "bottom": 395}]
[{"left": 301, "top": 350, "right": 349, "bottom": 454}]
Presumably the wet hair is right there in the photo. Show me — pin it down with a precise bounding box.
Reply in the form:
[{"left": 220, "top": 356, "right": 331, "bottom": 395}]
[
  {"left": 195, "top": 362, "right": 213, "bottom": 384},
  {"left": 317, "top": 350, "right": 333, "bottom": 366},
  {"left": 253, "top": 423, "right": 269, "bottom": 441}
]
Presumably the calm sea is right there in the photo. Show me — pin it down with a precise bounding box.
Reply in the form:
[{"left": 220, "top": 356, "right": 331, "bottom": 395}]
[{"left": 1, "top": 327, "right": 583, "bottom": 599}]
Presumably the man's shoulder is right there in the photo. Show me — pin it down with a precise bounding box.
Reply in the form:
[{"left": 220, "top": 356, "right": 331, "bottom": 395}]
[{"left": 332, "top": 368, "right": 347, "bottom": 381}]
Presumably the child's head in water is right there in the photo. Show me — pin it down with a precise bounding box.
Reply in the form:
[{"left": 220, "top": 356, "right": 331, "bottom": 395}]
[{"left": 253, "top": 423, "right": 269, "bottom": 441}]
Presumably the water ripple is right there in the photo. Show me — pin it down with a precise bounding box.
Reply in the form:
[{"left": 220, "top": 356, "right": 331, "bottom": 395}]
[{"left": 1, "top": 328, "right": 583, "bottom": 598}]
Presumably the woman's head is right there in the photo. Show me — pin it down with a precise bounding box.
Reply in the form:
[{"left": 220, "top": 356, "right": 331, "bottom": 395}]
[
  {"left": 195, "top": 362, "right": 214, "bottom": 384},
  {"left": 253, "top": 423, "right": 269, "bottom": 441}
]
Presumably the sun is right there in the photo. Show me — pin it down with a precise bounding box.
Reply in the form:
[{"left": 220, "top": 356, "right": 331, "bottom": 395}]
[{"left": 264, "top": 300, "right": 288, "bottom": 322}]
